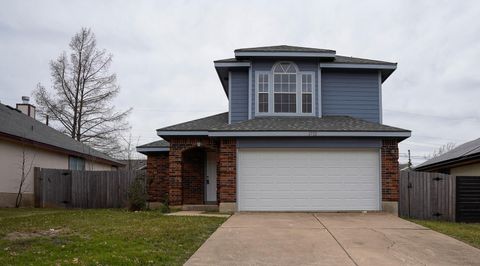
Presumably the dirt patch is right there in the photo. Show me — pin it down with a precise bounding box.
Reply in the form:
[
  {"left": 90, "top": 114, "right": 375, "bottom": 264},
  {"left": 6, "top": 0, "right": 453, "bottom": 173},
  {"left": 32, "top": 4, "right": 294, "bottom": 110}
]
[{"left": 4, "top": 228, "right": 65, "bottom": 241}]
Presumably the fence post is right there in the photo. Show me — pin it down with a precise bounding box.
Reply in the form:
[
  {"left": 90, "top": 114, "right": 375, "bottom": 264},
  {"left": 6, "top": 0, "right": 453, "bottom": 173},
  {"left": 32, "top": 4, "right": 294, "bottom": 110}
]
[{"left": 33, "top": 167, "right": 41, "bottom": 208}]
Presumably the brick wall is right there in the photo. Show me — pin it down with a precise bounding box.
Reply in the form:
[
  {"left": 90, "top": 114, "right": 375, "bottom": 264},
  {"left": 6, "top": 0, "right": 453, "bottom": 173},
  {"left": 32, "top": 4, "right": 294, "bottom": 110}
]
[
  {"left": 168, "top": 137, "right": 218, "bottom": 205},
  {"left": 146, "top": 153, "right": 169, "bottom": 202},
  {"left": 381, "top": 139, "right": 399, "bottom": 201},
  {"left": 182, "top": 148, "right": 205, "bottom": 204},
  {"left": 218, "top": 138, "right": 236, "bottom": 202}
]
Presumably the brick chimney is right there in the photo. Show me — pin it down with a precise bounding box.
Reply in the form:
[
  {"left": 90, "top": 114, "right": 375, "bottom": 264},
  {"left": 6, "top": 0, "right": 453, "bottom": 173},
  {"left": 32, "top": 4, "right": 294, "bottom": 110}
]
[{"left": 16, "top": 96, "right": 36, "bottom": 119}]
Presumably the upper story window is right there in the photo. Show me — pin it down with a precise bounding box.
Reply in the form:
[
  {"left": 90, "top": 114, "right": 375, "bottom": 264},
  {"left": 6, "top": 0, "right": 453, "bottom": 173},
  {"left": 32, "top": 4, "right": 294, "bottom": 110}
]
[
  {"left": 258, "top": 73, "right": 269, "bottom": 113},
  {"left": 301, "top": 74, "right": 313, "bottom": 113},
  {"left": 273, "top": 63, "right": 297, "bottom": 113},
  {"left": 256, "top": 62, "right": 314, "bottom": 115}
]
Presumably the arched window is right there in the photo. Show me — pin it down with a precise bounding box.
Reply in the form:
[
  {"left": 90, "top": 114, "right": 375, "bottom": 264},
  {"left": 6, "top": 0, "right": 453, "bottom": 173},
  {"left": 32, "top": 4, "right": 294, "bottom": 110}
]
[
  {"left": 255, "top": 61, "right": 314, "bottom": 115},
  {"left": 273, "top": 62, "right": 297, "bottom": 113}
]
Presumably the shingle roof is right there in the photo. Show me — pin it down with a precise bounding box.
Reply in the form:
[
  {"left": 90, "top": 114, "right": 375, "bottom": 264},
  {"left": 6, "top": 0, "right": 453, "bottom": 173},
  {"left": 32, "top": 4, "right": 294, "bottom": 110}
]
[
  {"left": 235, "top": 45, "right": 336, "bottom": 54},
  {"left": 136, "top": 139, "right": 169, "bottom": 148},
  {"left": 0, "top": 103, "right": 122, "bottom": 165},
  {"left": 332, "top": 55, "right": 396, "bottom": 65},
  {"left": 214, "top": 55, "right": 395, "bottom": 66},
  {"left": 157, "top": 113, "right": 228, "bottom": 131},
  {"left": 416, "top": 138, "right": 480, "bottom": 170},
  {"left": 156, "top": 112, "right": 410, "bottom": 133}
]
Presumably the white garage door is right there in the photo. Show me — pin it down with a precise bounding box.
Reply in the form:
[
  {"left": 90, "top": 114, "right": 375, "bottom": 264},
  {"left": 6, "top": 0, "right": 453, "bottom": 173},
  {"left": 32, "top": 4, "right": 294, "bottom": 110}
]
[{"left": 237, "top": 148, "right": 380, "bottom": 211}]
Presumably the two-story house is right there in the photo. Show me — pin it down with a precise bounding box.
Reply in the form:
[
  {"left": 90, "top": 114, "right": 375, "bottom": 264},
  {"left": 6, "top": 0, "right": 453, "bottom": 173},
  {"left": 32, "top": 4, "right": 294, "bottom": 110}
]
[{"left": 137, "top": 45, "right": 411, "bottom": 214}]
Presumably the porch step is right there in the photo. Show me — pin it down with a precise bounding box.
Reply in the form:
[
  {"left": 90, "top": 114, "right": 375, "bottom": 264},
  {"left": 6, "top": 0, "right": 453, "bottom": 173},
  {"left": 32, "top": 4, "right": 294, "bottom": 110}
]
[{"left": 182, "top": 204, "right": 219, "bottom": 212}]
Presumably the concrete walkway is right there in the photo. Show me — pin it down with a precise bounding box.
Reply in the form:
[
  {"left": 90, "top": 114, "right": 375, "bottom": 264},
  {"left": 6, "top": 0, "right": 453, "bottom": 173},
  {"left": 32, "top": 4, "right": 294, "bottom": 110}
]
[{"left": 185, "top": 212, "right": 480, "bottom": 266}]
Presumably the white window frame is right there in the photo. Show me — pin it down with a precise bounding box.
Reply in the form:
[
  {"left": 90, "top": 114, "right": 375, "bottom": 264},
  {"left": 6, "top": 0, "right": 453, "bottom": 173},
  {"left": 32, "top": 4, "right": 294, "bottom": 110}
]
[
  {"left": 255, "top": 71, "right": 271, "bottom": 114},
  {"left": 301, "top": 72, "right": 314, "bottom": 114},
  {"left": 254, "top": 62, "right": 316, "bottom": 116}
]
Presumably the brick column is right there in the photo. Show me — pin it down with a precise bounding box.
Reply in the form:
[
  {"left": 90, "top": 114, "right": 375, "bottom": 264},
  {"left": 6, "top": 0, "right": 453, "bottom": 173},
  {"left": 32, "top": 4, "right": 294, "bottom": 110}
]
[
  {"left": 381, "top": 139, "right": 399, "bottom": 202},
  {"left": 146, "top": 153, "right": 169, "bottom": 202},
  {"left": 168, "top": 145, "right": 183, "bottom": 206},
  {"left": 218, "top": 139, "right": 236, "bottom": 211}
]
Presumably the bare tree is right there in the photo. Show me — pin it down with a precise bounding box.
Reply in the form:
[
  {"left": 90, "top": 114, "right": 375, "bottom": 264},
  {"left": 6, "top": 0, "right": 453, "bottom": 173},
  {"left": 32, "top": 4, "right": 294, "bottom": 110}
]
[
  {"left": 34, "top": 27, "right": 131, "bottom": 156},
  {"left": 15, "top": 142, "right": 36, "bottom": 208},
  {"left": 426, "top": 142, "right": 456, "bottom": 159},
  {"left": 120, "top": 133, "right": 141, "bottom": 170}
]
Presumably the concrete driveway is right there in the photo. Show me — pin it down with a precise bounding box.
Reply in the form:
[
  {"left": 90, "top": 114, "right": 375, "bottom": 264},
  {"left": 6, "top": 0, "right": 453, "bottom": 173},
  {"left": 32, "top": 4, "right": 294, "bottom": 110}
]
[{"left": 185, "top": 212, "right": 480, "bottom": 266}]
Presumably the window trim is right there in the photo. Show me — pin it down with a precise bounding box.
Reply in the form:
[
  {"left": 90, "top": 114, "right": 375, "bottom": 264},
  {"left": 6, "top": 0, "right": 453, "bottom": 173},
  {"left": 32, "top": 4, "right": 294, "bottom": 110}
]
[{"left": 255, "top": 62, "right": 316, "bottom": 117}]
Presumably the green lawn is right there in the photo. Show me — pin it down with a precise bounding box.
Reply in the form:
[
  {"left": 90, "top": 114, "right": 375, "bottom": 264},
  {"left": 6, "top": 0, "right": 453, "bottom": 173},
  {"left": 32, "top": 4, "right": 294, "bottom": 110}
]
[
  {"left": 0, "top": 208, "right": 226, "bottom": 265},
  {"left": 411, "top": 219, "right": 480, "bottom": 248}
]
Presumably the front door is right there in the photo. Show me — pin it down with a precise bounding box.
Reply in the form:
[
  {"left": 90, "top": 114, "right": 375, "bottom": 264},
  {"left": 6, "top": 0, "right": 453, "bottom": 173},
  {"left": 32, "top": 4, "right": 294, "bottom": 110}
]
[{"left": 205, "top": 152, "right": 217, "bottom": 203}]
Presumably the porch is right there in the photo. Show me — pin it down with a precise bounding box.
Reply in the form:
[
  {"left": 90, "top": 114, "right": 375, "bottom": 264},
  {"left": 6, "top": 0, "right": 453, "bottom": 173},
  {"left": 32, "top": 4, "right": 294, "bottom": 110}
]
[{"left": 167, "top": 138, "right": 236, "bottom": 212}]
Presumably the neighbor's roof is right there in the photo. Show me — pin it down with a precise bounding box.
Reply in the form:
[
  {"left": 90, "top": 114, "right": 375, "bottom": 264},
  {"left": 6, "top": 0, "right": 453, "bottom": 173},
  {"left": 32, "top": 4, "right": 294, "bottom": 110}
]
[
  {"left": 137, "top": 140, "right": 169, "bottom": 148},
  {"left": 118, "top": 159, "right": 147, "bottom": 170},
  {"left": 235, "top": 45, "right": 336, "bottom": 54},
  {"left": 156, "top": 112, "right": 410, "bottom": 138},
  {"left": 0, "top": 103, "right": 123, "bottom": 165},
  {"left": 416, "top": 138, "right": 480, "bottom": 170},
  {"left": 136, "top": 139, "right": 170, "bottom": 154}
]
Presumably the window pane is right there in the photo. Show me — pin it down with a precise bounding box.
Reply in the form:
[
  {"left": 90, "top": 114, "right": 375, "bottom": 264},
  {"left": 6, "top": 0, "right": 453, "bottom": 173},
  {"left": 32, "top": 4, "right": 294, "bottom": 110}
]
[
  {"left": 274, "top": 93, "right": 296, "bottom": 113},
  {"left": 289, "top": 74, "right": 296, "bottom": 83},
  {"left": 302, "top": 94, "right": 312, "bottom": 113},
  {"left": 274, "top": 83, "right": 280, "bottom": 91},
  {"left": 274, "top": 74, "right": 280, "bottom": 83},
  {"left": 274, "top": 64, "right": 284, "bottom": 73},
  {"left": 302, "top": 74, "right": 313, "bottom": 93},
  {"left": 69, "top": 156, "right": 85, "bottom": 170},
  {"left": 258, "top": 93, "right": 268, "bottom": 113}
]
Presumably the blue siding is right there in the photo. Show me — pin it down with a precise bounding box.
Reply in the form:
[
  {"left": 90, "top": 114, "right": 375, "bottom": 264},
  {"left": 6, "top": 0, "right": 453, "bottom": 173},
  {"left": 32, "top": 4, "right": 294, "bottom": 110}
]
[
  {"left": 251, "top": 60, "right": 319, "bottom": 117},
  {"left": 230, "top": 70, "right": 249, "bottom": 123},
  {"left": 322, "top": 69, "right": 380, "bottom": 123},
  {"left": 237, "top": 137, "right": 382, "bottom": 148}
]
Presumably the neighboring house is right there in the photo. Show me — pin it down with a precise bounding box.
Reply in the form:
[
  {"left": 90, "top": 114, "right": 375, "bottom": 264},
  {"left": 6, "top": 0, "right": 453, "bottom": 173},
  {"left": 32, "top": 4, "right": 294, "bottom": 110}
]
[
  {"left": 137, "top": 45, "right": 411, "bottom": 213},
  {"left": 416, "top": 138, "right": 480, "bottom": 175},
  {"left": 399, "top": 163, "right": 411, "bottom": 172},
  {"left": 0, "top": 98, "right": 123, "bottom": 207},
  {"left": 119, "top": 159, "right": 147, "bottom": 170}
]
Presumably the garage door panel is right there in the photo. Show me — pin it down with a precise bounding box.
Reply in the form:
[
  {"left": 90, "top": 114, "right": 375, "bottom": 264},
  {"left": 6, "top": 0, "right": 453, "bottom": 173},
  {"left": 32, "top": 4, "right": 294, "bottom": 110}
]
[{"left": 238, "top": 148, "right": 380, "bottom": 211}]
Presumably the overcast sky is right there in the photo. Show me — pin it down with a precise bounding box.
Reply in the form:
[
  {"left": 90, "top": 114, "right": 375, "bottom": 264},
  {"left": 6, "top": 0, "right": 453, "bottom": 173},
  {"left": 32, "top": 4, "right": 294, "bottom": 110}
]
[{"left": 1, "top": 0, "right": 479, "bottom": 164}]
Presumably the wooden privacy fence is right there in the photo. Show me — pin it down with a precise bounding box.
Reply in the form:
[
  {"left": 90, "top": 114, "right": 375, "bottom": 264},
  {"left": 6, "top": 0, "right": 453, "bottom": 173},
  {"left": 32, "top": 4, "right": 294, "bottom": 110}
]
[
  {"left": 400, "top": 171, "right": 480, "bottom": 222},
  {"left": 34, "top": 168, "right": 145, "bottom": 208},
  {"left": 399, "top": 171, "right": 456, "bottom": 221}
]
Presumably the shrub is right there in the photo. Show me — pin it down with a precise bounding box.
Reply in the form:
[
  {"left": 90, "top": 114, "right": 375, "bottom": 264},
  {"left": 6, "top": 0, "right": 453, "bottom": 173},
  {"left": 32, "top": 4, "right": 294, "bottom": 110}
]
[
  {"left": 158, "top": 194, "right": 170, "bottom": 213},
  {"left": 127, "top": 178, "right": 148, "bottom": 211}
]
